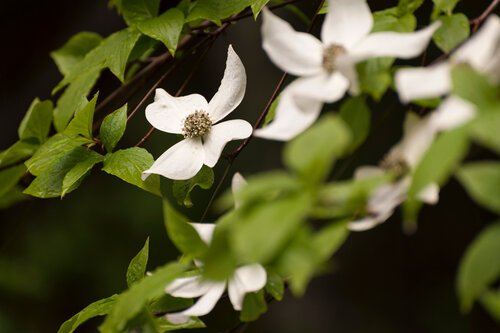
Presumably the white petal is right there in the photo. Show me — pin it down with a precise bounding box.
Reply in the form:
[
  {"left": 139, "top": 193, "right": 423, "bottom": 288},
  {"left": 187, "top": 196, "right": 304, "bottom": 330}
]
[
  {"left": 368, "top": 180, "right": 408, "bottom": 216},
  {"left": 253, "top": 84, "right": 323, "bottom": 141},
  {"left": 146, "top": 89, "right": 209, "bottom": 134},
  {"left": 397, "top": 113, "right": 437, "bottom": 168},
  {"left": 165, "top": 275, "right": 212, "bottom": 298},
  {"left": 289, "top": 72, "right": 349, "bottom": 103},
  {"left": 395, "top": 62, "right": 452, "bottom": 102},
  {"left": 354, "top": 166, "right": 385, "bottom": 180},
  {"left": 321, "top": 0, "right": 373, "bottom": 49},
  {"left": 417, "top": 182, "right": 439, "bottom": 204},
  {"left": 207, "top": 45, "right": 247, "bottom": 123},
  {"left": 484, "top": 46, "right": 500, "bottom": 83},
  {"left": 142, "top": 138, "right": 204, "bottom": 181},
  {"left": 231, "top": 172, "right": 247, "bottom": 209},
  {"left": 453, "top": 15, "right": 500, "bottom": 71},
  {"left": 165, "top": 313, "right": 192, "bottom": 325},
  {"left": 430, "top": 96, "right": 477, "bottom": 131},
  {"left": 261, "top": 8, "right": 323, "bottom": 76},
  {"left": 348, "top": 216, "right": 382, "bottom": 231},
  {"left": 203, "top": 120, "right": 252, "bottom": 168},
  {"left": 189, "top": 223, "right": 216, "bottom": 245},
  {"left": 228, "top": 264, "right": 267, "bottom": 311},
  {"left": 350, "top": 21, "right": 441, "bottom": 61},
  {"left": 335, "top": 55, "right": 361, "bottom": 95},
  {"left": 176, "top": 281, "right": 226, "bottom": 317}
]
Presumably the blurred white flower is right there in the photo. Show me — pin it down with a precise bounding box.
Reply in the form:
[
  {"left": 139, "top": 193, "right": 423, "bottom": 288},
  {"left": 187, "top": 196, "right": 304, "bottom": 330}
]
[
  {"left": 349, "top": 113, "right": 439, "bottom": 231},
  {"left": 142, "top": 46, "right": 252, "bottom": 180},
  {"left": 255, "top": 0, "right": 440, "bottom": 141},
  {"left": 395, "top": 15, "right": 500, "bottom": 130},
  {"left": 164, "top": 174, "right": 267, "bottom": 323}
]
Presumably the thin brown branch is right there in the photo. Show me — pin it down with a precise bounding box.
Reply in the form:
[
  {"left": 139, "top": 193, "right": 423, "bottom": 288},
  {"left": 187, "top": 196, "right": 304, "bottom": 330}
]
[{"left": 470, "top": 0, "right": 499, "bottom": 32}]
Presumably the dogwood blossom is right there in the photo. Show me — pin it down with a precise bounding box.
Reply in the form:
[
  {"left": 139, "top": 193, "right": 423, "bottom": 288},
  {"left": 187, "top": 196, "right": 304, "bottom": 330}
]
[
  {"left": 164, "top": 174, "right": 266, "bottom": 323},
  {"left": 349, "top": 113, "right": 439, "bottom": 231},
  {"left": 142, "top": 46, "right": 252, "bottom": 180},
  {"left": 254, "top": 0, "right": 441, "bottom": 141},
  {"left": 395, "top": 15, "right": 500, "bottom": 131}
]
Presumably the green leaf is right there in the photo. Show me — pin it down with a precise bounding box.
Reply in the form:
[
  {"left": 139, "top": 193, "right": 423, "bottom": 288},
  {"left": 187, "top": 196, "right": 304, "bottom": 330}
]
[
  {"left": 457, "top": 222, "right": 500, "bottom": 312},
  {"left": 315, "top": 174, "right": 391, "bottom": 219},
  {"left": 451, "top": 65, "right": 498, "bottom": 108},
  {"left": 275, "top": 227, "right": 316, "bottom": 295},
  {"left": 127, "top": 238, "right": 150, "bottom": 287},
  {"left": 357, "top": 58, "right": 394, "bottom": 100},
  {"left": 64, "top": 93, "right": 98, "bottom": 139},
  {"left": 312, "top": 221, "right": 349, "bottom": 260},
  {"left": 0, "top": 141, "right": 39, "bottom": 168},
  {"left": 284, "top": 115, "right": 351, "bottom": 187},
  {"left": 481, "top": 289, "right": 500, "bottom": 323},
  {"left": 0, "top": 186, "right": 28, "bottom": 209},
  {"left": 432, "top": 0, "right": 460, "bottom": 16},
  {"left": 263, "top": 94, "right": 280, "bottom": 127},
  {"left": 251, "top": 0, "right": 269, "bottom": 19},
  {"left": 58, "top": 295, "right": 118, "bottom": 333},
  {"left": 100, "top": 104, "right": 128, "bottom": 153},
  {"left": 231, "top": 191, "right": 312, "bottom": 263},
  {"left": 154, "top": 315, "right": 205, "bottom": 331},
  {"left": 236, "top": 171, "right": 301, "bottom": 207},
  {"left": 187, "top": 0, "right": 253, "bottom": 24},
  {"left": 0, "top": 164, "right": 27, "bottom": 198},
  {"left": 61, "top": 153, "right": 103, "bottom": 197},
  {"left": 457, "top": 162, "right": 500, "bottom": 214},
  {"left": 406, "top": 127, "right": 469, "bottom": 215},
  {"left": 102, "top": 148, "right": 160, "bottom": 195},
  {"left": 372, "top": 9, "right": 416, "bottom": 33},
  {"left": 51, "top": 32, "right": 103, "bottom": 76},
  {"left": 397, "top": 0, "right": 425, "bottom": 15},
  {"left": 53, "top": 28, "right": 141, "bottom": 131},
  {"left": 163, "top": 199, "right": 208, "bottom": 258},
  {"left": 277, "top": 222, "right": 349, "bottom": 295},
  {"left": 432, "top": 14, "right": 470, "bottom": 53},
  {"left": 18, "top": 99, "right": 53, "bottom": 144},
  {"left": 54, "top": 71, "right": 100, "bottom": 133},
  {"left": 99, "top": 262, "right": 185, "bottom": 333},
  {"left": 120, "top": 0, "right": 161, "bottom": 25},
  {"left": 410, "top": 128, "right": 469, "bottom": 196},
  {"left": 318, "top": 1, "right": 328, "bottom": 14},
  {"left": 265, "top": 270, "right": 285, "bottom": 301},
  {"left": 339, "top": 97, "right": 371, "bottom": 152},
  {"left": 25, "top": 134, "right": 92, "bottom": 175},
  {"left": 470, "top": 110, "right": 500, "bottom": 154},
  {"left": 240, "top": 291, "right": 267, "bottom": 322},
  {"left": 172, "top": 166, "right": 214, "bottom": 207},
  {"left": 138, "top": 8, "right": 185, "bottom": 56},
  {"left": 24, "top": 134, "right": 99, "bottom": 198}
]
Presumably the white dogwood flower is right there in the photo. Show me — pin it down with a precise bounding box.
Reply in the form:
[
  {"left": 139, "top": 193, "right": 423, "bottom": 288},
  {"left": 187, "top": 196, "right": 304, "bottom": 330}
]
[
  {"left": 142, "top": 46, "right": 252, "bottom": 180},
  {"left": 164, "top": 174, "right": 267, "bottom": 323},
  {"left": 254, "top": 0, "right": 440, "bottom": 141},
  {"left": 349, "top": 113, "right": 439, "bottom": 231},
  {"left": 395, "top": 15, "right": 500, "bottom": 131}
]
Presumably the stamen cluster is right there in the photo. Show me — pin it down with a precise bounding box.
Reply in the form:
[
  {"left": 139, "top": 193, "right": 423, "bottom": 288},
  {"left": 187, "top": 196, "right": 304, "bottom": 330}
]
[
  {"left": 182, "top": 111, "right": 212, "bottom": 139},
  {"left": 322, "top": 44, "right": 346, "bottom": 73},
  {"left": 380, "top": 152, "right": 409, "bottom": 177}
]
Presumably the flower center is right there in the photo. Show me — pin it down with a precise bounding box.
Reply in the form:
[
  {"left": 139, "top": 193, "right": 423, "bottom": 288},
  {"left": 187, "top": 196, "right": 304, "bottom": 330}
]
[
  {"left": 379, "top": 151, "right": 409, "bottom": 177},
  {"left": 182, "top": 111, "right": 212, "bottom": 139},
  {"left": 322, "top": 44, "right": 346, "bottom": 73}
]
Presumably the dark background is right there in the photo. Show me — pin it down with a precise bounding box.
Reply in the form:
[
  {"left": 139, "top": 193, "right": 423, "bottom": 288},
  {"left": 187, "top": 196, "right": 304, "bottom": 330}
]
[{"left": 0, "top": 1, "right": 498, "bottom": 332}]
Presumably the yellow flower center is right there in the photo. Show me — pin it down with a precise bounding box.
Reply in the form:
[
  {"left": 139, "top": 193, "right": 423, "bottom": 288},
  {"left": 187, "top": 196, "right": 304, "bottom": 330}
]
[
  {"left": 323, "top": 44, "right": 347, "bottom": 73},
  {"left": 182, "top": 111, "right": 212, "bottom": 139}
]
